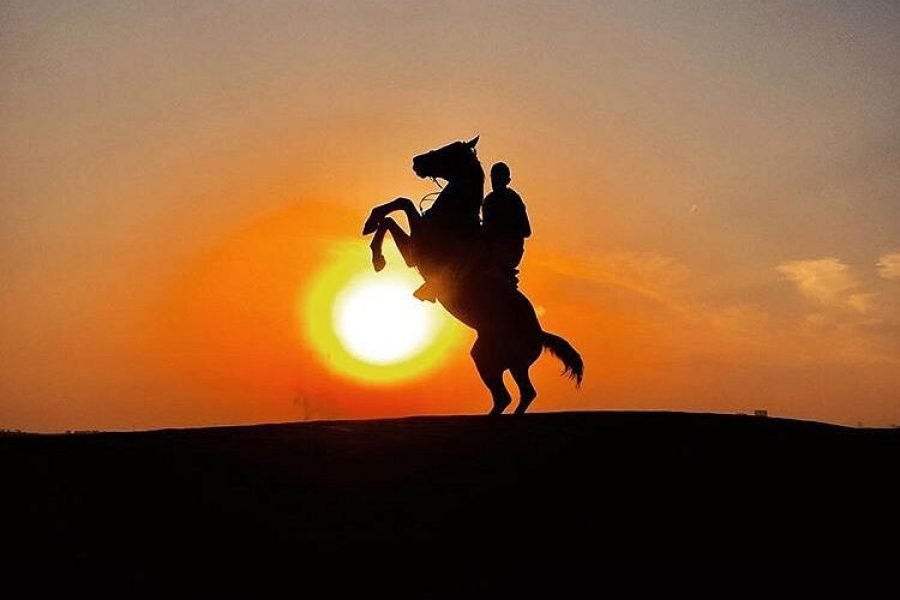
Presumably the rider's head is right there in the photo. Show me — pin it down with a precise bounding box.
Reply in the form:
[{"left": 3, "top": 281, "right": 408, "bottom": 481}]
[{"left": 490, "top": 162, "right": 511, "bottom": 191}]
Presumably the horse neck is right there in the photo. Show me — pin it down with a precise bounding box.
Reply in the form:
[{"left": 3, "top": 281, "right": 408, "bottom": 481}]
[
  {"left": 437, "top": 167, "right": 484, "bottom": 208},
  {"left": 460, "top": 163, "right": 485, "bottom": 196},
  {"left": 439, "top": 179, "right": 476, "bottom": 202}
]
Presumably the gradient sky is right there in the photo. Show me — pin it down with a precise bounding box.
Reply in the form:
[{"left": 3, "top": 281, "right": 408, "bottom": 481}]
[{"left": 2, "top": 1, "right": 899, "bottom": 431}]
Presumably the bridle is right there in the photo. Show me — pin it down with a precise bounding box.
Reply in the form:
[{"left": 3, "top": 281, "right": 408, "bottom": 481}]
[{"left": 417, "top": 146, "right": 476, "bottom": 211}]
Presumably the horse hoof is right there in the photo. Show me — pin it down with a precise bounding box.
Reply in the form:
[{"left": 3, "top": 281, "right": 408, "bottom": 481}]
[
  {"left": 489, "top": 402, "right": 510, "bottom": 416},
  {"left": 372, "top": 254, "right": 386, "bottom": 272},
  {"left": 514, "top": 394, "right": 536, "bottom": 415}
]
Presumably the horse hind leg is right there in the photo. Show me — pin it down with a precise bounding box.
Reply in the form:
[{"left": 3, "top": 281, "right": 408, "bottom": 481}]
[
  {"left": 471, "top": 338, "right": 512, "bottom": 416},
  {"left": 483, "top": 369, "right": 513, "bottom": 417},
  {"left": 511, "top": 363, "right": 537, "bottom": 415}
]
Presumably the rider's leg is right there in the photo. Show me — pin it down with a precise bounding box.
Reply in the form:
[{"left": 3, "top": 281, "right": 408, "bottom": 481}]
[
  {"left": 413, "top": 281, "right": 437, "bottom": 303},
  {"left": 414, "top": 260, "right": 445, "bottom": 302},
  {"left": 490, "top": 238, "right": 525, "bottom": 286}
]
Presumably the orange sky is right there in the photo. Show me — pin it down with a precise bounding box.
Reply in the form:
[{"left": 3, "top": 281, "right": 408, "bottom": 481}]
[{"left": 2, "top": 1, "right": 900, "bottom": 430}]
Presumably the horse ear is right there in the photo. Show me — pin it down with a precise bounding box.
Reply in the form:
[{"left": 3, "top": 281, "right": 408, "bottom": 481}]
[{"left": 466, "top": 135, "right": 480, "bottom": 148}]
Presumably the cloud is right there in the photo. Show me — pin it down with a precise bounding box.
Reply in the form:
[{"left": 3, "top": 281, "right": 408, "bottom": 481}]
[
  {"left": 774, "top": 257, "right": 900, "bottom": 365},
  {"left": 534, "top": 249, "right": 900, "bottom": 376},
  {"left": 877, "top": 253, "right": 900, "bottom": 280},
  {"left": 776, "top": 257, "right": 872, "bottom": 314},
  {"left": 536, "top": 250, "right": 691, "bottom": 305}
]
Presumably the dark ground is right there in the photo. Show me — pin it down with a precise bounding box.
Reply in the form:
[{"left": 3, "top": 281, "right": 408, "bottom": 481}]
[{"left": 3, "top": 411, "right": 898, "bottom": 581}]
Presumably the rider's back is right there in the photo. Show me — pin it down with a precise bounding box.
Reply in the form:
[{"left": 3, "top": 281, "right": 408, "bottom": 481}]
[{"left": 482, "top": 163, "right": 531, "bottom": 286}]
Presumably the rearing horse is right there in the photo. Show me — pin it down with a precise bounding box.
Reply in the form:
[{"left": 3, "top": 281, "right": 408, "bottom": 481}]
[{"left": 362, "top": 137, "right": 583, "bottom": 415}]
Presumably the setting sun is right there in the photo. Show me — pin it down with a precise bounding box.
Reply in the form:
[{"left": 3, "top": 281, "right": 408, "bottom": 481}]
[
  {"left": 334, "top": 275, "right": 437, "bottom": 365},
  {"left": 302, "top": 242, "right": 462, "bottom": 385}
]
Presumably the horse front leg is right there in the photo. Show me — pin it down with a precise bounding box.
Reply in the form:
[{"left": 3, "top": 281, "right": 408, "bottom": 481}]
[
  {"left": 363, "top": 197, "right": 420, "bottom": 272},
  {"left": 369, "top": 221, "right": 389, "bottom": 272},
  {"left": 369, "top": 217, "right": 416, "bottom": 272},
  {"left": 362, "top": 197, "right": 419, "bottom": 235}
]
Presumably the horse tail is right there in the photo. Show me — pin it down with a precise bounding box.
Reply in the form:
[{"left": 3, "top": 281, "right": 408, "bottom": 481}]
[{"left": 541, "top": 331, "right": 584, "bottom": 388}]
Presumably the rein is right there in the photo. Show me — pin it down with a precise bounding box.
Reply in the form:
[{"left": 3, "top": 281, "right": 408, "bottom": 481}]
[{"left": 418, "top": 177, "right": 444, "bottom": 211}]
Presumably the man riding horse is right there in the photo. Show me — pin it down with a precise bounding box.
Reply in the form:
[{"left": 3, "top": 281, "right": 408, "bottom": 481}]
[{"left": 362, "top": 136, "right": 582, "bottom": 415}]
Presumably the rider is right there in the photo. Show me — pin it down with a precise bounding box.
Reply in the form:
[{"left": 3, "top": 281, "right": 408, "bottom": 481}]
[{"left": 482, "top": 162, "right": 531, "bottom": 286}]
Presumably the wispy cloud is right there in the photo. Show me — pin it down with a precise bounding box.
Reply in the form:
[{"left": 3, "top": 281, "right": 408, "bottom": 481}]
[
  {"left": 535, "top": 250, "right": 691, "bottom": 308},
  {"left": 776, "top": 257, "right": 872, "bottom": 314},
  {"left": 877, "top": 253, "right": 900, "bottom": 280}
]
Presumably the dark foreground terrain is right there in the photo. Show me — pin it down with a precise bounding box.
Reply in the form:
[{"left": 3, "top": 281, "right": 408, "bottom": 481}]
[{"left": 3, "top": 411, "right": 899, "bottom": 579}]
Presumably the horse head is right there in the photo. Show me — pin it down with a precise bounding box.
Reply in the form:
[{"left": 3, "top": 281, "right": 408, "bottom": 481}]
[{"left": 412, "top": 136, "right": 480, "bottom": 182}]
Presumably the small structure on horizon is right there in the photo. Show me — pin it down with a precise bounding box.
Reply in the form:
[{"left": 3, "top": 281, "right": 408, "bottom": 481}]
[{"left": 753, "top": 409, "right": 768, "bottom": 418}]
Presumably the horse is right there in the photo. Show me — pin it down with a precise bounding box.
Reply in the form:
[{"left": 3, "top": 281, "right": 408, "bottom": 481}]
[{"left": 362, "top": 137, "right": 583, "bottom": 415}]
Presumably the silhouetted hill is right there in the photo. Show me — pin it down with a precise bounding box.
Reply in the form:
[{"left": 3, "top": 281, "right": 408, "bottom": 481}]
[{"left": 3, "top": 411, "right": 898, "bottom": 580}]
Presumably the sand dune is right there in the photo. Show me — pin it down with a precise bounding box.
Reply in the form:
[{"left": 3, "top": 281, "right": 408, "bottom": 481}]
[{"left": 4, "top": 411, "right": 898, "bottom": 578}]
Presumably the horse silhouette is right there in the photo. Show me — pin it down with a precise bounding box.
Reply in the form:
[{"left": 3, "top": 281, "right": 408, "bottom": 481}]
[{"left": 362, "top": 137, "right": 583, "bottom": 415}]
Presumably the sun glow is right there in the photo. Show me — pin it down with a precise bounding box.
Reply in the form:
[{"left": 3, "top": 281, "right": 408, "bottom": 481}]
[
  {"left": 334, "top": 277, "right": 436, "bottom": 365},
  {"left": 302, "top": 241, "right": 461, "bottom": 384}
]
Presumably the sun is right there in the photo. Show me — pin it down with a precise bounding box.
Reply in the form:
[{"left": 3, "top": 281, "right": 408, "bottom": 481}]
[
  {"left": 302, "top": 241, "right": 461, "bottom": 385},
  {"left": 334, "top": 275, "right": 437, "bottom": 365}
]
